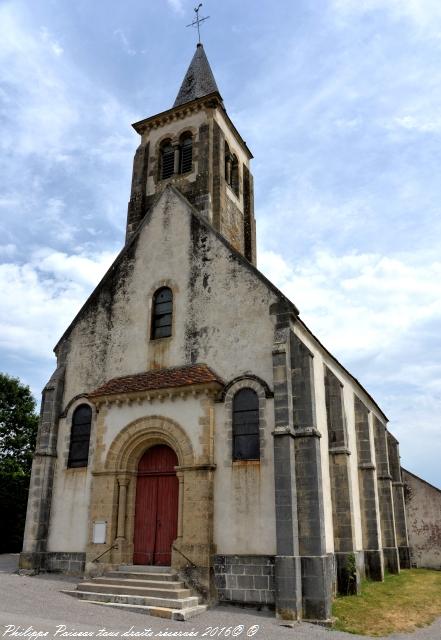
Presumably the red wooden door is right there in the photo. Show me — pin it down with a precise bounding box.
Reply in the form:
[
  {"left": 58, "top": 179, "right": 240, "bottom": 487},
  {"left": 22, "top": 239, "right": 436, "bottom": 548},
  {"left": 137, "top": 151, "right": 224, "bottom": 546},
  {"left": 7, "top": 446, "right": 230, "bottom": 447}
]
[{"left": 133, "top": 445, "right": 178, "bottom": 566}]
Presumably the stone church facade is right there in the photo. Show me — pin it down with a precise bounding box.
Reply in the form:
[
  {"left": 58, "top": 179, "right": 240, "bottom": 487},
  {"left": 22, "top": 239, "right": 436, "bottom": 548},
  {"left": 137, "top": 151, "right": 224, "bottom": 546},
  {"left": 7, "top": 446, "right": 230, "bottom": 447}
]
[{"left": 20, "top": 44, "right": 412, "bottom": 621}]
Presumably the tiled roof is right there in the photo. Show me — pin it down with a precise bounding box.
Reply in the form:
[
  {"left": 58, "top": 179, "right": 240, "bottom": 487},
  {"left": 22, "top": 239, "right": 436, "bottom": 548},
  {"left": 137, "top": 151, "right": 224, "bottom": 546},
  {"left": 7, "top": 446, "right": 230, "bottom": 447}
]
[
  {"left": 89, "top": 364, "right": 224, "bottom": 398},
  {"left": 173, "top": 44, "right": 221, "bottom": 108}
]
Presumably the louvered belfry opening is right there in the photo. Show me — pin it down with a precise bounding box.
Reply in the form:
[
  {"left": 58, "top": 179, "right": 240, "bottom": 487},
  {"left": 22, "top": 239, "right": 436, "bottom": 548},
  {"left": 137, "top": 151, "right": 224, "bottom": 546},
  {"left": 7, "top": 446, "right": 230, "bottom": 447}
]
[
  {"left": 160, "top": 140, "right": 174, "bottom": 179},
  {"left": 151, "top": 286, "right": 173, "bottom": 339},
  {"left": 180, "top": 132, "right": 193, "bottom": 174},
  {"left": 232, "top": 388, "right": 260, "bottom": 460},
  {"left": 68, "top": 404, "right": 92, "bottom": 468}
]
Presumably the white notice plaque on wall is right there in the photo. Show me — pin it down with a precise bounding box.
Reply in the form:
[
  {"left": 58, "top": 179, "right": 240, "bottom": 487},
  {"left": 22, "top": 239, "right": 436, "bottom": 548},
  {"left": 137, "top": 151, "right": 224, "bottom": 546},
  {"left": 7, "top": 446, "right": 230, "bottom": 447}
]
[{"left": 93, "top": 521, "right": 106, "bottom": 544}]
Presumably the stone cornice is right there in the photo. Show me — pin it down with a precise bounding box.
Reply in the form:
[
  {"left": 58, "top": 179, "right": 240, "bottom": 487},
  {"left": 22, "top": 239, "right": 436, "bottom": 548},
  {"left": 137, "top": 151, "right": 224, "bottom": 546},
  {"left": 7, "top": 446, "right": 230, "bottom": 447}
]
[
  {"left": 132, "top": 92, "right": 253, "bottom": 160},
  {"left": 89, "top": 381, "right": 222, "bottom": 409}
]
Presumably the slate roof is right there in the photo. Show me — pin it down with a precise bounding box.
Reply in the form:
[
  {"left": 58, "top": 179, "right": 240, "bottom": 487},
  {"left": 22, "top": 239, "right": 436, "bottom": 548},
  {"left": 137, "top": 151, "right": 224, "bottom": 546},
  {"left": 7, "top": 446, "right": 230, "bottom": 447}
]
[
  {"left": 89, "top": 363, "right": 224, "bottom": 398},
  {"left": 173, "top": 44, "right": 222, "bottom": 108}
]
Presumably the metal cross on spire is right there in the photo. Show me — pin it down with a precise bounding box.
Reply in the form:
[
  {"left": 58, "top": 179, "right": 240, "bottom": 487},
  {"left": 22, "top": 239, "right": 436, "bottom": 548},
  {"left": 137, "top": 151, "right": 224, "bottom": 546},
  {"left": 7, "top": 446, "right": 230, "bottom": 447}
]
[{"left": 186, "top": 3, "right": 210, "bottom": 44}]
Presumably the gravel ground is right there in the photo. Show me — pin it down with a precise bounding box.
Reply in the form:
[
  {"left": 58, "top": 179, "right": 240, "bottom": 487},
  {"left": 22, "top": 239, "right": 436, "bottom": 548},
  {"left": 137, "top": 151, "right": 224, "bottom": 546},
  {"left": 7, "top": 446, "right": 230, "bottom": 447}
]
[{"left": 1, "top": 554, "right": 440, "bottom": 640}]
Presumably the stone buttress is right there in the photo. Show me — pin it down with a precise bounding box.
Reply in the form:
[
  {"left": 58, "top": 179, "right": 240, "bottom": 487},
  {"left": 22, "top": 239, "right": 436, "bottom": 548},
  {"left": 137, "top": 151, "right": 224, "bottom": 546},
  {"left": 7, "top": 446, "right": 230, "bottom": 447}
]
[{"left": 271, "top": 302, "right": 333, "bottom": 621}]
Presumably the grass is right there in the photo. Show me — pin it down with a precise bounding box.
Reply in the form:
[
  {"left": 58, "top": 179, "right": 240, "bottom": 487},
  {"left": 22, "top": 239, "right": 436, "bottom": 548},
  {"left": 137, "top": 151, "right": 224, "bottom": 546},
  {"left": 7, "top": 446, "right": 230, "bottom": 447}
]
[{"left": 332, "top": 569, "right": 441, "bottom": 636}]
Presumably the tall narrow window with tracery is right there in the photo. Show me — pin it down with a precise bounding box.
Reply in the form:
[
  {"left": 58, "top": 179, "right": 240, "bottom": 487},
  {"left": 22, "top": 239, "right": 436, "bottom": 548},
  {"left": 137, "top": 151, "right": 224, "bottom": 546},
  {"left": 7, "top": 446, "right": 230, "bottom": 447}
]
[
  {"left": 160, "top": 139, "right": 174, "bottom": 180},
  {"left": 179, "top": 132, "right": 193, "bottom": 173},
  {"left": 68, "top": 404, "right": 92, "bottom": 468},
  {"left": 232, "top": 388, "right": 260, "bottom": 460},
  {"left": 151, "top": 287, "right": 173, "bottom": 339}
]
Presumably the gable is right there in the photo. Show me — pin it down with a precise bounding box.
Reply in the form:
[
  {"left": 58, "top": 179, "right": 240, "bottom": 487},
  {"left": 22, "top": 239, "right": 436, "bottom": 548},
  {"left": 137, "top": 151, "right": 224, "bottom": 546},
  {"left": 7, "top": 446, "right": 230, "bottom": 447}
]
[{"left": 56, "top": 185, "right": 387, "bottom": 423}]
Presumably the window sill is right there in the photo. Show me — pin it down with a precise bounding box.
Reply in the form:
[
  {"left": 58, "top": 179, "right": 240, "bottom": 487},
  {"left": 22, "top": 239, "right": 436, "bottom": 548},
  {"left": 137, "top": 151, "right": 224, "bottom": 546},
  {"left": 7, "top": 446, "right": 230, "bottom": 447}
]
[
  {"left": 150, "top": 335, "right": 173, "bottom": 343},
  {"left": 159, "top": 169, "right": 194, "bottom": 183},
  {"left": 232, "top": 459, "right": 260, "bottom": 467}
]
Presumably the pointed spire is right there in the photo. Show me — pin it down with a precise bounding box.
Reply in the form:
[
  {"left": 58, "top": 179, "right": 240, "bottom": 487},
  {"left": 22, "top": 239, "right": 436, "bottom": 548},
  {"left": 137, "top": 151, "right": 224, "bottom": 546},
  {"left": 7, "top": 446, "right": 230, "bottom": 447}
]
[{"left": 173, "top": 44, "right": 222, "bottom": 108}]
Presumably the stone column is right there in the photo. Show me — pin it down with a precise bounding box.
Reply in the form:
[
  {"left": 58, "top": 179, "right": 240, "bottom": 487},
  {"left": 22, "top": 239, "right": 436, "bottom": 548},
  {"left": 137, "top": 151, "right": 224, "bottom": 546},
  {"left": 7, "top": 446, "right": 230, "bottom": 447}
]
[
  {"left": 324, "top": 368, "right": 359, "bottom": 594},
  {"left": 173, "top": 143, "right": 180, "bottom": 175},
  {"left": 176, "top": 471, "right": 184, "bottom": 539},
  {"left": 225, "top": 153, "right": 232, "bottom": 185},
  {"left": 271, "top": 304, "right": 301, "bottom": 621},
  {"left": 116, "top": 476, "right": 129, "bottom": 540},
  {"left": 354, "top": 397, "right": 384, "bottom": 580},
  {"left": 373, "top": 418, "right": 400, "bottom": 573},
  {"left": 20, "top": 363, "right": 65, "bottom": 572},
  {"left": 387, "top": 434, "right": 411, "bottom": 568}
]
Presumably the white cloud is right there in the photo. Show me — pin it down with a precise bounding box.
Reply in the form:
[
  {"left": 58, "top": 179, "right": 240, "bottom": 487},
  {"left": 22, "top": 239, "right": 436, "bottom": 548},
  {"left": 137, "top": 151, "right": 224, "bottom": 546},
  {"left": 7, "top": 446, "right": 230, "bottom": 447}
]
[
  {"left": 392, "top": 115, "right": 441, "bottom": 134},
  {"left": 39, "top": 26, "right": 63, "bottom": 56},
  {"left": 0, "top": 3, "right": 137, "bottom": 248},
  {"left": 259, "top": 246, "right": 441, "bottom": 483},
  {"left": 0, "top": 4, "right": 135, "bottom": 160},
  {"left": 114, "top": 29, "right": 136, "bottom": 56},
  {"left": 331, "top": 0, "right": 441, "bottom": 32},
  {"left": 0, "top": 248, "right": 117, "bottom": 361},
  {"left": 259, "top": 248, "right": 441, "bottom": 360}
]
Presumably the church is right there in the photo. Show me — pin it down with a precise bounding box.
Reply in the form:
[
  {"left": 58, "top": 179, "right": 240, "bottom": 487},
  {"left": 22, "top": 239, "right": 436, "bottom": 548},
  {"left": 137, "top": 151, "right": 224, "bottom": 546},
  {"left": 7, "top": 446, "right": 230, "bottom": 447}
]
[{"left": 20, "top": 42, "right": 411, "bottom": 622}]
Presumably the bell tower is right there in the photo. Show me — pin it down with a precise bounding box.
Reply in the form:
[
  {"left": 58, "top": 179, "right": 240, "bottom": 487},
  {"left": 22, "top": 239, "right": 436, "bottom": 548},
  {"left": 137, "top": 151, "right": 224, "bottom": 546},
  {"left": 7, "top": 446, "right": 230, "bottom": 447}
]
[{"left": 126, "top": 44, "right": 256, "bottom": 265}]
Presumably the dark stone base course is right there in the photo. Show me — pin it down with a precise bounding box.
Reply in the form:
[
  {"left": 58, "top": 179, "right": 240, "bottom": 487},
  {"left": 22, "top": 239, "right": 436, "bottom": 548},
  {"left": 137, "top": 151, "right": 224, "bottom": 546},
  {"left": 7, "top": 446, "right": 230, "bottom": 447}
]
[
  {"left": 364, "top": 549, "right": 384, "bottom": 581},
  {"left": 398, "top": 546, "right": 411, "bottom": 569},
  {"left": 274, "top": 555, "right": 301, "bottom": 621},
  {"left": 301, "top": 554, "right": 333, "bottom": 621},
  {"left": 383, "top": 547, "right": 400, "bottom": 574},
  {"left": 19, "top": 551, "right": 85, "bottom": 575},
  {"left": 213, "top": 555, "right": 274, "bottom": 607}
]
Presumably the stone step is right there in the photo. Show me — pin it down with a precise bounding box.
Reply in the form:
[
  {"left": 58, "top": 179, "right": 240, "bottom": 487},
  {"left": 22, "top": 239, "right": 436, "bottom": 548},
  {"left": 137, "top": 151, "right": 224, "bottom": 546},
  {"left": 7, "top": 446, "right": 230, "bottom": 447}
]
[
  {"left": 63, "top": 589, "right": 200, "bottom": 610},
  {"left": 105, "top": 571, "right": 178, "bottom": 582},
  {"left": 81, "top": 600, "right": 208, "bottom": 621},
  {"left": 80, "top": 582, "right": 191, "bottom": 599},
  {"left": 118, "top": 565, "right": 171, "bottom": 573},
  {"left": 91, "top": 577, "right": 186, "bottom": 590}
]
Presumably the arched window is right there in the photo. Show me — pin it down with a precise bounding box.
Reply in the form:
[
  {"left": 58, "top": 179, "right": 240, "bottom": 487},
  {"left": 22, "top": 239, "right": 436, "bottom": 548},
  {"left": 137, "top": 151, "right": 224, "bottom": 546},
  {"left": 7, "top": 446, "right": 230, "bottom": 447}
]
[
  {"left": 179, "top": 132, "right": 193, "bottom": 174},
  {"left": 231, "top": 154, "right": 239, "bottom": 196},
  {"left": 232, "top": 388, "right": 260, "bottom": 460},
  {"left": 151, "top": 287, "right": 173, "bottom": 339},
  {"left": 160, "top": 139, "right": 174, "bottom": 180},
  {"left": 68, "top": 404, "right": 92, "bottom": 468}
]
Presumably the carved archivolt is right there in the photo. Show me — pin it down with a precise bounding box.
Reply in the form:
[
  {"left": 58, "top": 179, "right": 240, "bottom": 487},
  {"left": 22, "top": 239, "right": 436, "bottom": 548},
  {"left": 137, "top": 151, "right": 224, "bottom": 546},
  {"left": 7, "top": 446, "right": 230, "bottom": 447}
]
[{"left": 104, "top": 415, "right": 194, "bottom": 473}]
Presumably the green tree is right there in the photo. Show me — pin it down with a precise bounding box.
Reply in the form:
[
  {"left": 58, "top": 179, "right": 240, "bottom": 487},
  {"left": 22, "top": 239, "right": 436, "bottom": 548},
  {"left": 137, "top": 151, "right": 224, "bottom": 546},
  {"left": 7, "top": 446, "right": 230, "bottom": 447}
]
[
  {"left": 0, "top": 372, "right": 38, "bottom": 474},
  {"left": 0, "top": 373, "right": 39, "bottom": 552}
]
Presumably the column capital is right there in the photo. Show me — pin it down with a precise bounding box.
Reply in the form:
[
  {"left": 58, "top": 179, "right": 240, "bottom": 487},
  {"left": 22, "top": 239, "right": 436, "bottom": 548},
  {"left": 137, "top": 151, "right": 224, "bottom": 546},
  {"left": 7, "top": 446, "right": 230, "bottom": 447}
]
[{"left": 293, "top": 426, "right": 322, "bottom": 439}]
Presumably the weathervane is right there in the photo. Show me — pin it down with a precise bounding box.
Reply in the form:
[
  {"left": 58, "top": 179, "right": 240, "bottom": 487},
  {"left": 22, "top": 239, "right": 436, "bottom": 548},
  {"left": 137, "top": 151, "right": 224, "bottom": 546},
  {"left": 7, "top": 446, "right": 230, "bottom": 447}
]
[{"left": 186, "top": 3, "right": 210, "bottom": 44}]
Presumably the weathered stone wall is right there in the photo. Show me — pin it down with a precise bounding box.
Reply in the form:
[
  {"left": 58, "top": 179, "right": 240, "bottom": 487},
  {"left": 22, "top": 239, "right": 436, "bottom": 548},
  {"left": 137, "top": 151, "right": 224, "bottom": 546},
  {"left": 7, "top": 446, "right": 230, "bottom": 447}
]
[
  {"left": 47, "top": 188, "right": 280, "bottom": 562},
  {"left": 214, "top": 555, "right": 275, "bottom": 608},
  {"left": 45, "top": 552, "right": 85, "bottom": 575},
  {"left": 402, "top": 468, "right": 441, "bottom": 569}
]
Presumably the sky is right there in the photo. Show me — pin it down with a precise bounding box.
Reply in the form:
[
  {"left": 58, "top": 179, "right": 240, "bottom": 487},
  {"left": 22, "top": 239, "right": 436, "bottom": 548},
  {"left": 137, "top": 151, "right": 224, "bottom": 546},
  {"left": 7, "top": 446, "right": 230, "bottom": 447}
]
[{"left": 1, "top": 0, "right": 440, "bottom": 486}]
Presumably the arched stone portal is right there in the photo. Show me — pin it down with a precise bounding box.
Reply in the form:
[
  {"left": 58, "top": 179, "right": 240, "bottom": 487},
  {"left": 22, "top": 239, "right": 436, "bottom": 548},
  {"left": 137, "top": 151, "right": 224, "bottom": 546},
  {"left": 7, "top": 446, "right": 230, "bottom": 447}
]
[{"left": 86, "top": 415, "right": 215, "bottom": 594}]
